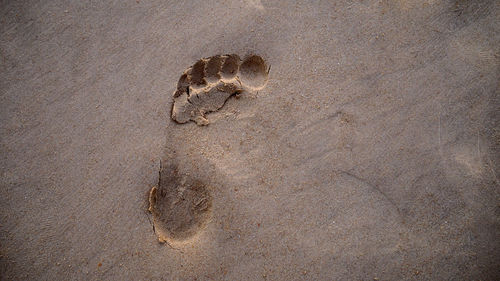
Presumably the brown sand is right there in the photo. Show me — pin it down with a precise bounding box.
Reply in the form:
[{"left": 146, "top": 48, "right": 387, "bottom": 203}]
[{"left": 1, "top": 0, "right": 499, "bottom": 280}]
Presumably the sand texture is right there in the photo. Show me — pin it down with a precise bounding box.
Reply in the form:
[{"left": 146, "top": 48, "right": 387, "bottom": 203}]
[{"left": 1, "top": 0, "right": 499, "bottom": 280}]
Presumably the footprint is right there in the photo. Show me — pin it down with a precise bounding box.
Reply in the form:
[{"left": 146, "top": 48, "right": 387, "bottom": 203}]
[
  {"left": 171, "top": 54, "right": 269, "bottom": 125},
  {"left": 148, "top": 163, "right": 212, "bottom": 244}
]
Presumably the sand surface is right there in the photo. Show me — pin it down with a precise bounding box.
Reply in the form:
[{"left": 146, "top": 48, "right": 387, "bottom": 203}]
[{"left": 1, "top": 0, "right": 499, "bottom": 280}]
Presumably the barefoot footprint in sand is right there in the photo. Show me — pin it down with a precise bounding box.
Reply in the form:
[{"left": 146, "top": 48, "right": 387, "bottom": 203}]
[
  {"left": 171, "top": 54, "right": 269, "bottom": 125},
  {"left": 148, "top": 54, "right": 269, "bottom": 245},
  {"left": 148, "top": 163, "right": 212, "bottom": 245}
]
